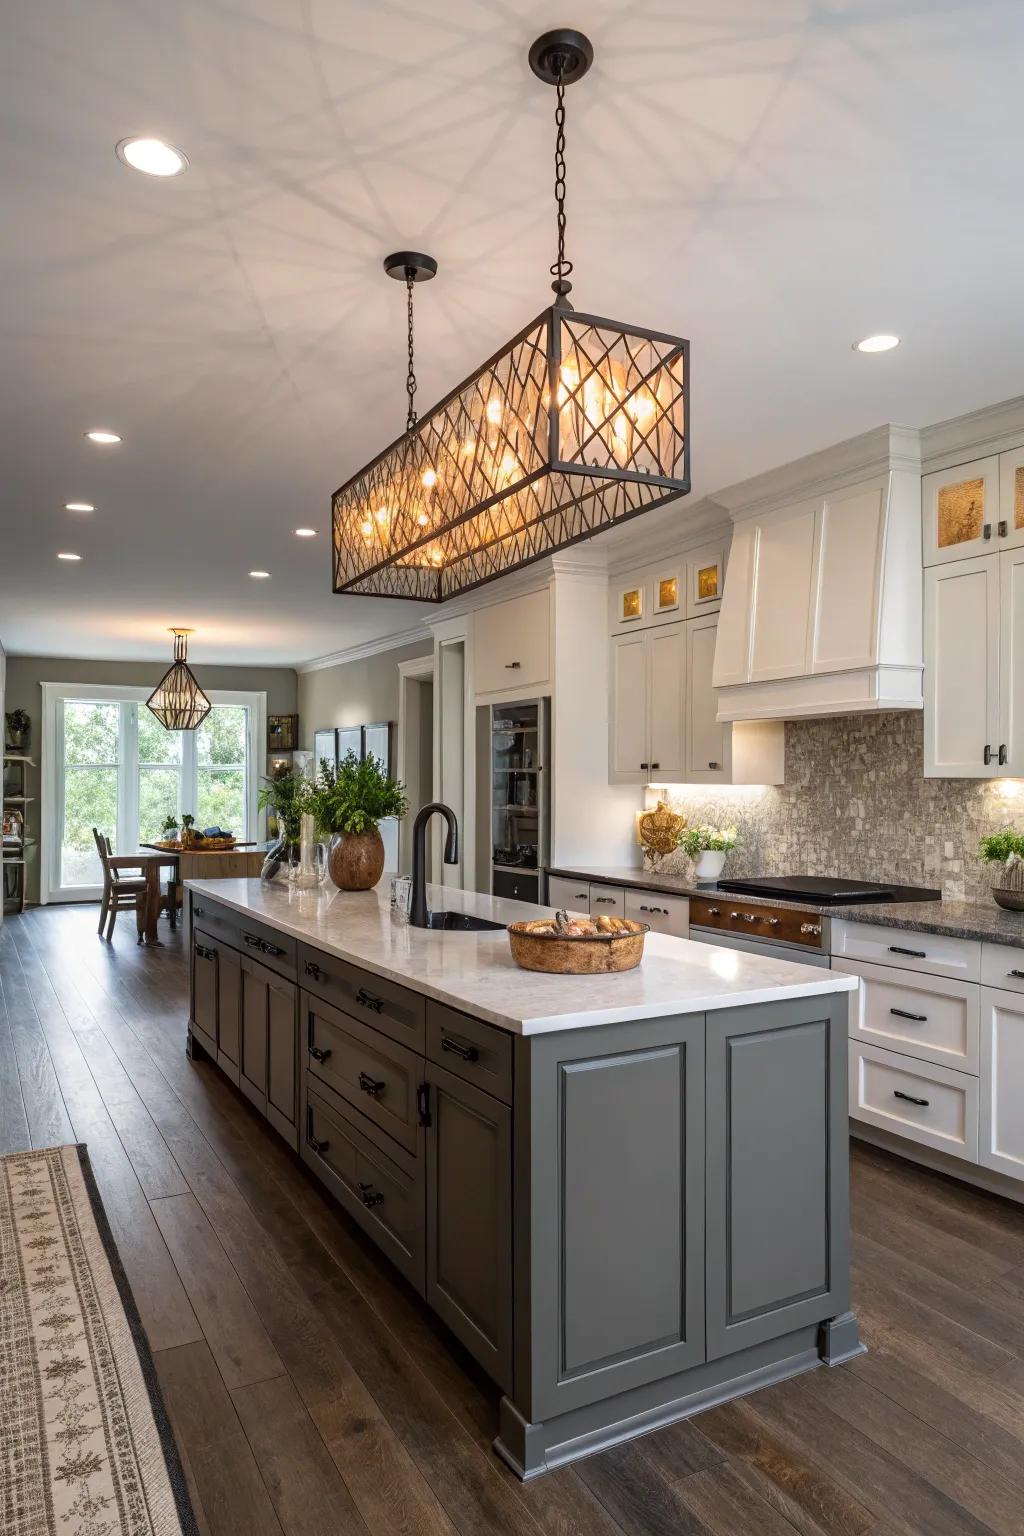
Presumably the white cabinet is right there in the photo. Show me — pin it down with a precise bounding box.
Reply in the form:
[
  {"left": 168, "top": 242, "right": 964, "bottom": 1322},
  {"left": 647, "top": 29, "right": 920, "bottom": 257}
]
[
  {"left": 623, "top": 888, "right": 689, "bottom": 938},
  {"left": 811, "top": 480, "right": 889, "bottom": 673},
  {"left": 609, "top": 623, "right": 685, "bottom": 784},
  {"left": 924, "top": 556, "right": 1000, "bottom": 777},
  {"left": 473, "top": 588, "right": 551, "bottom": 695},
  {"left": 684, "top": 542, "right": 726, "bottom": 618},
  {"left": 920, "top": 452, "right": 1024, "bottom": 566},
  {"left": 924, "top": 546, "right": 1024, "bottom": 777},
  {"left": 686, "top": 616, "right": 728, "bottom": 780},
  {"left": 849, "top": 1042, "right": 979, "bottom": 1162},
  {"left": 588, "top": 885, "right": 626, "bottom": 918},
  {"left": 980, "top": 985, "right": 1024, "bottom": 1180},
  {"left": 747, "top": 499, "right": 818, "bottom": 682},
  {"left": 835, "top": 957, "right": 979, "bottom": 1073},
  {"left": 547, "top": 875, "right": 590, "bottom": 913}
]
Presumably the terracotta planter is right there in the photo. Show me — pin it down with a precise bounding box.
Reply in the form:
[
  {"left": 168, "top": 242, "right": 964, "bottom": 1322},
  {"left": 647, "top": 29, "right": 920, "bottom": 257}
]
[{"left": 328, "top": 828, "right": 385, "bottom": 890}]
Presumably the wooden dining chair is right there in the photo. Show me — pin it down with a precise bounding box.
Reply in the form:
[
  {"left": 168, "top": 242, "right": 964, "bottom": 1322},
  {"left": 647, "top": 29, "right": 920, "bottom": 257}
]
[{"left": 92, "top": 828, "right": 148, "bottom": 942}]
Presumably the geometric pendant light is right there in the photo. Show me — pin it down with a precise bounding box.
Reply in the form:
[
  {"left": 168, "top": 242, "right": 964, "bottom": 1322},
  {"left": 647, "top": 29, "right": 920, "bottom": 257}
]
[
  {"left": 146, "top": 629, "right": 211, "bottom": 730},
  {"left": 331, "top": 27, "right": 690, "bottom": 604}
]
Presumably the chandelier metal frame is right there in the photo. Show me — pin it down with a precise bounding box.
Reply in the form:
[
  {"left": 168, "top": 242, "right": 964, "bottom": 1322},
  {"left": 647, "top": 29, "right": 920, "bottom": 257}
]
[{"left": 146, "top": 629, "right": 212, "bottom": 730}]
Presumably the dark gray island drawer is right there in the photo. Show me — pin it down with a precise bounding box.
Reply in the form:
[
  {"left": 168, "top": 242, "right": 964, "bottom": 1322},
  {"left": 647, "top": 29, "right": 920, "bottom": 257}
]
[
  {"left": 426, "top": 1002, "right": 512, "bottom": 1104},
  {"left": 304, "top": 1089, "right": 423, "bottom": 1291},
  {"left": 190, "top": 896, "right": 296, "bottom": 978},
  {"left": 303, "top": 990, "right": 422, "bottom": 1155},
  {"left": 298, "top": 943, "right": 425, "bottom": 1051}
]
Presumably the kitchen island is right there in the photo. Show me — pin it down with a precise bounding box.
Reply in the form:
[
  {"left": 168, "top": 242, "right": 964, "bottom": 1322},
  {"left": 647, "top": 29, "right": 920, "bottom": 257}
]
[{"left": 185, "top": 876, "right": 862, "bottom": 1479}]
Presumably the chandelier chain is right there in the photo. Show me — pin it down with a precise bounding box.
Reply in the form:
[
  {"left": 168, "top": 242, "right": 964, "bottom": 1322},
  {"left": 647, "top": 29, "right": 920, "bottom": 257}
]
[
  {"left": 550, "top": 64, "right": 573, "bottom": 296},
  {"left": 405, "top": 270, "right": 418, "bottom": 432}
]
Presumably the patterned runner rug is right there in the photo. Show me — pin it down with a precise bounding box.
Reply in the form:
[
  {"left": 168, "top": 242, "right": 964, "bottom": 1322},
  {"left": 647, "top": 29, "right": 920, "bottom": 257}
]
[{"left": 1, "top": 1145, "right": 198, "bottom": 1536}]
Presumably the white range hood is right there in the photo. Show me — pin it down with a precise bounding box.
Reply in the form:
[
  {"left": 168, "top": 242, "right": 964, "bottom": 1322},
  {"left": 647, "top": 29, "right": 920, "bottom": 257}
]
[{"left": 711, "top": 426, "right": 923, "bottom": 721}]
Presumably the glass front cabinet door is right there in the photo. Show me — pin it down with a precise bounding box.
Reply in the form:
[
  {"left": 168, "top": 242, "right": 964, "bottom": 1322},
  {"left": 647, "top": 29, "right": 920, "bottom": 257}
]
[{"left": 923, "top": 452, "right": 1024, "bottom": 566}]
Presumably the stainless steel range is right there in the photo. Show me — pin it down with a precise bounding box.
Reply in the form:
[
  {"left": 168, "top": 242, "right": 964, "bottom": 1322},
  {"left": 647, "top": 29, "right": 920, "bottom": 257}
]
[{"left": 689, "top": 875, "right": 940, "bottom": 966}]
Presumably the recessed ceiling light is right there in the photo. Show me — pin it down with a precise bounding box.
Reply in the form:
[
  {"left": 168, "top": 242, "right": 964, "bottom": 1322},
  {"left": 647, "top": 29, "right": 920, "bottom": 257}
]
[
  {"left": 248, "top": 569, "right": 271, "bottom": 579},
  {"left": 85, "top": 429, "right": 121, "bottom": 444},
  {"left": 57, "top": 552, "right": 82, "bottom": 561},
  {"left": 293, "top": 527, "right": 317, "bottom": 538},
  {"left": 116, "top": 137, "right": 189, "bottom": 177},
  {"left": 854, "top": 334, "right": 900, "bottom": 353},
  {"left": 65, "top": 502, "right": 95, "bottom": 513}
]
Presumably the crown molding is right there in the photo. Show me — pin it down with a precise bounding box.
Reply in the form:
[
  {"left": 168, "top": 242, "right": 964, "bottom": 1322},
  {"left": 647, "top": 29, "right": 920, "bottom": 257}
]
[
  {"left": 714, "top": 424, "right": 921, "bottom": 522},
  {"left": 296, "top": 625, "right": 429, "bottom": 673},
  {"left": 606, "top": 498, "right": 731, "bottom": 575},
  {"left": 921, "top": 393, "right": 1024, "bottom": 470}
]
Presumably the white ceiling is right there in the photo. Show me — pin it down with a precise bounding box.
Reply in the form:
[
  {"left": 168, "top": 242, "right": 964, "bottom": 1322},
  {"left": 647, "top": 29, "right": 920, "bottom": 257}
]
[{"left": 2, "top": 0, "right": 1023, "bottom": 666}]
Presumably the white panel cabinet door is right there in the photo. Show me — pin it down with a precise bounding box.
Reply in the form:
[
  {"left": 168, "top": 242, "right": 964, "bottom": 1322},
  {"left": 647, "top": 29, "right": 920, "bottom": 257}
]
[
  {"left": 999, "top": 447, "right": 1024, "bottom": 553},
  {"left": 646, "top": 623, "right": 686, "bottom": 781},
  {"left": 999, "top": 546, "right": 1024, "bottom": 776},
  {"left": 609, "top": 631, "right": 648, "bottom": 784},
  {"left": 923, "top": 556, "right": 999, "bottom": 777},
  {"left": 712, "top": 521, "right": 756, "bottom": 688},
  {"left": 473, "top": 588, "right": 551, "bottom": 695},
  {"left": 685, "top": 615, "right": 729, "bottom": 783},
  {"left": 811, "top": 479, "right": 887, "bottom": 673},
  {"left": 922, "top": 455, "right": 1000, "bottom": 567},
  {"left": 747, "top": 500, "right": 818, "bottom": 682},
  {"left": 980, "top": 987, "right": 1024, "bottom": 1181}
]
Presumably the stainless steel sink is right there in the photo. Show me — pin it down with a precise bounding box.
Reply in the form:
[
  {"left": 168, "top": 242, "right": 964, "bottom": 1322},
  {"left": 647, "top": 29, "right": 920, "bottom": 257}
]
[{"left": 423, "top": 911, "right": 506, "bottom": 932}]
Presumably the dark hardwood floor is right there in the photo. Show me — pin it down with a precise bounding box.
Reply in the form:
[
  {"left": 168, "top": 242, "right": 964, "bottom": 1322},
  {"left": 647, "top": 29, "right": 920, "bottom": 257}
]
[{"left": 3, "top": 903, "right": 1024, "bottom": 1536}]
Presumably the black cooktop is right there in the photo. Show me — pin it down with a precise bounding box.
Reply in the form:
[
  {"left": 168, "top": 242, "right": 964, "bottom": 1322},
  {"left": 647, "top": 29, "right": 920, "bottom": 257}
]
[{"left": 715, "top": 875, "right": 941, "bottom": 907}]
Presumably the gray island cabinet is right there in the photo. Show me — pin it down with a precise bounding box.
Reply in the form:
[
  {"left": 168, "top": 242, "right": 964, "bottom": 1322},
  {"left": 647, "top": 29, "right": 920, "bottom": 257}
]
[{"left": 185, "top": 877, "right": 862, "bottom": 1479}]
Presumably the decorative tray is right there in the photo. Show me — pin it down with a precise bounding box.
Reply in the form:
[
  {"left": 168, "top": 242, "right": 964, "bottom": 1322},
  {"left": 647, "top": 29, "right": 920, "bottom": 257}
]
[
  {"left": 507, "top": 912, "right": 648, "bottom": 974},
  {"left": 152, "top": 838, "right": 239, "bottom": 852}
]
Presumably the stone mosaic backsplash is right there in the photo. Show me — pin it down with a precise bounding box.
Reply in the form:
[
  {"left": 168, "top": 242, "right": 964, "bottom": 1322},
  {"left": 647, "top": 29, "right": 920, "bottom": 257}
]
[{"left": 644, "top": 711, "right": 1022, "bottom": 902}]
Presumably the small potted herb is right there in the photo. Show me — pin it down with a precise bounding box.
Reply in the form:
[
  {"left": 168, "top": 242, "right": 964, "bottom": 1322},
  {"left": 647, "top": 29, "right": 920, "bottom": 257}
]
[
  {"left": 180, "top": 812, "right": 197, "bottom": 850},
  {"left": 979, "top": 828, "right": 1024, "bottom": 909},
  {"left": 161, "top": 815, "right": 179, "bottom": 845},
  {"left": 5, "top": 708, "right": 29, "bottom": 750},
  {"left": 679, "top": 824, "right": 739, "bottom": 882},
  {"left": 304, "top": 751, "right": 408, "bottom": 890}
]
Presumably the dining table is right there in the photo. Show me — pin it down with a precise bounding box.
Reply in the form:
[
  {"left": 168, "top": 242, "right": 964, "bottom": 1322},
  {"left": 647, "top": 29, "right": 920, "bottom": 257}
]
[{"left": 135, "top": 842, "right": 260, "bottom": 944}]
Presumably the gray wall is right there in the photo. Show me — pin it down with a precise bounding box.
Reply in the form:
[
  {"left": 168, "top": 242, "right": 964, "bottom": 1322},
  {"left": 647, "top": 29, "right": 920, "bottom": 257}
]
[
  {"left": 648, "top": 711, "right": 1019, "bottom": 904},
  {"left": 296, "top": 640, "right": 433, "bottom": 750},
  {"left": 4, "top": 654, "right": 297, "bottom": 905}
]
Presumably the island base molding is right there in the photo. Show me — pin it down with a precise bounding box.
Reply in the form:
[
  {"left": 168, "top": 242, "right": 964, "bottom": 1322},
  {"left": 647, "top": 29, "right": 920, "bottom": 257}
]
[{"left": 496, "top": 1326, "right": 830, "bottom": 1479}]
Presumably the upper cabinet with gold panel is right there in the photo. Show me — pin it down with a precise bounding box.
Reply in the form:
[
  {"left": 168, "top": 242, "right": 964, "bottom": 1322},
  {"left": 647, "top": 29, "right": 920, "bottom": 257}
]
[
  {"left": 684, "top": 541, "right": 725, "bottom": 618},
  {"left": 922, "top": 453, "right": 1024, "bottom": 565}
]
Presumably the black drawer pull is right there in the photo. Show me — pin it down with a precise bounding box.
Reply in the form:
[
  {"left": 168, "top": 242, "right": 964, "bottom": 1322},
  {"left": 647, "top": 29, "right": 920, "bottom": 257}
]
[
  {"left": 308, "top": 1044, "right": 332, "bottom": 1063},
  {"left": 893, "top": 1089, "right": 930, "bottom": 1107},
  {"left": 355, "top": 986, "right": 385, "bottom": 1013},
  {"left": 304, "top": 960, "right": 323, "bottom": 980},
  {"left": 308, "top": 1136, "right": 330, "bottom": 1154},
  {"left": 358, "top": 1182, "right": 384, "bottom": 1208},
  {"left": 594, "top": 896, "right": 617, "bottom": 905},
  {"left": 243, "top": 932, "right": 263, "bottom": 949},
  {"left": 890, "top": 1007, "right": 928, "bottom": 1022},
  {"left": 442, "top": 1036, "right": 479, "bottom": 1063},
  {"left": 417, "top": 1082, "right": 431, "bottom": 1127},
  {"left": 358, "top": 1071, "right": 386, "bottom": 1097},
  {"left": 1009, "top": 970, "right": 1024, "bottom": 979},
  {"left": 504, "top": 661, "right": 521, "bottom": 669},
  {"left": 194, "top": 943, "right": 217, "bottom": 961},
  {"left": 888, "top": 945, "right": 926, "bottom": 959},
  {"left": 260, "top": 938, "right": 285, "bottom": 957},
  {"left": 193, "top": 904, "right": 205, "bottom": 916}
]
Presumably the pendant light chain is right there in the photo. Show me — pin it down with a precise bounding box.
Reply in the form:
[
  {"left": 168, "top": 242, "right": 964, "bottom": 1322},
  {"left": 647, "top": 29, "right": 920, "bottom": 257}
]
[
  {"left": 550, "top": 64, "right": 573, "bottom": 301},
  {"left": 405, "top": 269, "right": 418, "bottom": 432}
]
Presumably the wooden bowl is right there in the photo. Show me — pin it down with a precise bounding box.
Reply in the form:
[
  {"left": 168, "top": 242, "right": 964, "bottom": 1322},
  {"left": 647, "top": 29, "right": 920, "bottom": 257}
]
[{"left": 507, "top": 921, "right": 648, "bottom": 974}]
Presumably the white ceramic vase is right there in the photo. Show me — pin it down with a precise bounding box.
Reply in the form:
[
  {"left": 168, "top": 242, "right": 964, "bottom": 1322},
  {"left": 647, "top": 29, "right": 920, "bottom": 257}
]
[{"left": 693, "top": 849, "right": 726, "bottom": 882}]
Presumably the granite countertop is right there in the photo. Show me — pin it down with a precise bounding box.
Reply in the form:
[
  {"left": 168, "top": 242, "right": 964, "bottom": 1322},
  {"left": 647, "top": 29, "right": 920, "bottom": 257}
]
[
  {"left": 185, "top": 876, "right": 854, "bottom": 1036},
  {"left": 551, "top": 865, "right": 1024, "bottom": 946},
  {"left": 830, "top": 897, "right": 1024, "bottom": 946}
]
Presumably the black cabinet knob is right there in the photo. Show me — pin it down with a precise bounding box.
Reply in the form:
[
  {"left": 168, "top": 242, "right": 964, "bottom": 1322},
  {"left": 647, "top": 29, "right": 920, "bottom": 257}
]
[
  {"left": 355, "top": 987, "right": 385, "bottom": 1013},
  {"left": 304, "top": 960, "right": 323, "bottom": 980},
  {"left": 308, "top": 1136, "right": 330, "bottom": 1155},
  {"left": 308, "top": 1044, "right": 332, "bottom": 1063},
  {"left": 358, "top": 1071, "right": 386, "bottom": 1097},
  {"left": 358, "top": 1182, "right": 384, "bottom": 1208}
]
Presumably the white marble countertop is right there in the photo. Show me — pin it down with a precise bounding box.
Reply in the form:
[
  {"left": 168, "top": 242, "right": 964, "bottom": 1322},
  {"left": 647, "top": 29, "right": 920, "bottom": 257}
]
[{"left": 185, "top": 877, "right": 856, "bottom": 1036}]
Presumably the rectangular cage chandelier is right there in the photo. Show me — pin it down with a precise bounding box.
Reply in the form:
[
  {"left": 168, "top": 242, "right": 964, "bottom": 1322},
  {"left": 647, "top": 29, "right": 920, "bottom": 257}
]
[
  {"left": 332, "top": 307, "right": 689, "bottom": 603},
  {"left": 331, "top": 28, "right": 690, "bottom": 604}
]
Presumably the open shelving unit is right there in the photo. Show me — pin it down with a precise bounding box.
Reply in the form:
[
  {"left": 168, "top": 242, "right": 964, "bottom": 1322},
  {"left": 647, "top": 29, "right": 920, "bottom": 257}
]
[{"left": 3, "top": 752, "right": 35, "bottom": 914}]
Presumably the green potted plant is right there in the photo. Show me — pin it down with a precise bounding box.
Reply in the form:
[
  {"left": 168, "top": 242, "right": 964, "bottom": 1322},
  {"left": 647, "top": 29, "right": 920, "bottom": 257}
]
[
  {"left": 678, "top": 824, "right": 739, "bottom": 882},
  {"left": 979, "top": 828, "right": 1024, "bottom": 909},
  {"left": 5, "top": 708, "right": 29, "bottom": 750},
  {"left": 161, "top": 815, "right": 179, "bottom": 845},
  {"left": 180, "top": 812, "right": 197, "bottom": 850},
  {"left": 304, "top": 751, "right": 408, "bottom": 890},
  {"left": 257, "top": 770, "right": 307, "bottom": 882}
]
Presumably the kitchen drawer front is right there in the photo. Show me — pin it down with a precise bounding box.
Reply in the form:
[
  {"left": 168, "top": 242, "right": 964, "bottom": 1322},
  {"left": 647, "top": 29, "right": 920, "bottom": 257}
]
[
  {"left": 624, "top": 888, "right": 689, "bottom": 939},
  {"left": 189, "top": 896, "right": 297, "bottom": 979},
  {"left": 303, "top": 991, "right": 422, "bottom": 1156},
  {"left": 981, "top": 942, "right": 1024, "bottom": 995},
  {"left": 492, "top": 868, "right": 540, "bottom": 904},
  {"left": 298, "top": 943, "right": 425, "bottom": 1053},
  {"left": 547, "top": 875, "right": 590, "bottom": 913},
  {"left": 831, "top": 919, "right": 979, "bottom": 982},
  {"left": 589, "top": 884, "right": 626, "bottom": 919},
  {"left": 426, "top": 1002, "right": 512, "bottom": 1105},
  {"left": 303, "top": 1088, "right": 423, "bottom": 1292},
  {"left": 849, "top": 1042, "right": 979, "bottom": 1162},
  {"left": 835, "top": 958, "right": 979, "bottom": 1074}
]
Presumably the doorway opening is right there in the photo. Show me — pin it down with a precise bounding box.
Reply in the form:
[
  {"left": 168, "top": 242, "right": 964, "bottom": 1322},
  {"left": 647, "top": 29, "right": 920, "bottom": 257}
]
[{"left": 398, "top": 656, "right": 435, "bottom": 877}]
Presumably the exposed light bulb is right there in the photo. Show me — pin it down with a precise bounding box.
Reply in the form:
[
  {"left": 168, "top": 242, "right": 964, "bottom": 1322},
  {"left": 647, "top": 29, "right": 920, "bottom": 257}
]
[
  {"left": 416, "top": 511, "right": 429, "bottom": 527},
  {"left": 421, "top": 468, "right": 438, "bottom": 488},
  {"left": 360, "top": 520, "right": 373, "bottom": 536},
  {"left": 485, "top": 399, "right": 502, "bottom": 425}
]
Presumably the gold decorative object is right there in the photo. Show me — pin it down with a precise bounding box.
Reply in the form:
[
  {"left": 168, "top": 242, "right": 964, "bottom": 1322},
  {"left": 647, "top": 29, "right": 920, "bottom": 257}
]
[
  {"left": 696, "top": 562, "right": 719, "bottom": 601},
  {"left": 657, "top": 575, "right": 679, "bottom": 612},
  {"left": 621, "top": 586, "right": 643, "bottom": 621},
  {"left": 637, "top": 798, "right": 684, "bottom": 859},
  {"left": 938, "top": 477, "right": 985, "bottom": 548},
  {"left": 1015, "top": 466, "right": 1024, "bottom": 531}
]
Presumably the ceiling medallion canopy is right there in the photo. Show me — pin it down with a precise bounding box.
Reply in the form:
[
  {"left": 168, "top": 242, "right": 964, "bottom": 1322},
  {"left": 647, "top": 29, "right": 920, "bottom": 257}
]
[
  {"left": 146, "top": 629, "right": 211, "bottom": 730},
  {"left": 332, "top": 28, "right": 690, "bottom": 604}
]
